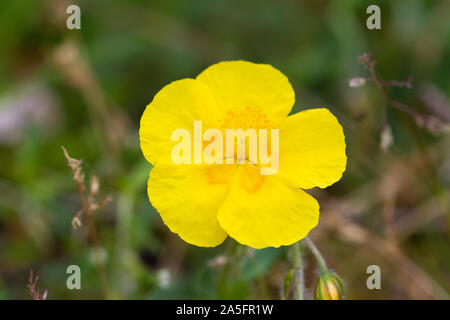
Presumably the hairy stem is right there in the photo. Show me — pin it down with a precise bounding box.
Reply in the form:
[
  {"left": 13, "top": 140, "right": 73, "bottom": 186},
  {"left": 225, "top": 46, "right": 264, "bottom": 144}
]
[
  {"left": 292, "top": 241, "right": 304, "bottom": 300},
  {"left": 304, "top": 237, "right": 328, "bottom": 273}
]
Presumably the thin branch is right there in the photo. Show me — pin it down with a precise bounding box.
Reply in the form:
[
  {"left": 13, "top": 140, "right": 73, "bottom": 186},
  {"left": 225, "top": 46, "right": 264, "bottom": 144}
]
[
  {"left": 27, "top": 270, "right": 48, "bottom": 300},
  {"left": 62, "top": 146, "right": 109, "bottom": 298},
  {"left": 321, "top": 210, "right": 450, "bottom": 299},
  {"left": 356, "top": 53, "right": 449, "bottom": 134}
]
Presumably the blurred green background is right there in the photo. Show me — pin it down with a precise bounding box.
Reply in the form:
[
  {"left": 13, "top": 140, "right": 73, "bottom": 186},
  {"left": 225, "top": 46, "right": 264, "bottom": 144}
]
[{"left": 0, "top": 0, "right": 449, "bottom": 299}]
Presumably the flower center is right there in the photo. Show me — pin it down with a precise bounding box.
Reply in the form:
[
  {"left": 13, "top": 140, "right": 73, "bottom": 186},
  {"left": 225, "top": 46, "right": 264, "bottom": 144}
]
[
  {"left": 205, "top": 107, "right": 273, "bottom": 193},
  {"left": 216, "top": 106, "right": 274, "bottom": 165},
  {"left": 206, "top": 164, "right": 265, "bottom": 193},
  {"left": 219, "top": 106, "right": 272, "bottom": 130}
]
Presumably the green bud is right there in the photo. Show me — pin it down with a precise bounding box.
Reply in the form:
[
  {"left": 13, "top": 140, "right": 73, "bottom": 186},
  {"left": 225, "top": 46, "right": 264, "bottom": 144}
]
[
  {"left": 282, "top": 269, "right": 295, "bottom": 300},
  {"left": 315, "top": 271, "right": 344, "bottom": 300}
]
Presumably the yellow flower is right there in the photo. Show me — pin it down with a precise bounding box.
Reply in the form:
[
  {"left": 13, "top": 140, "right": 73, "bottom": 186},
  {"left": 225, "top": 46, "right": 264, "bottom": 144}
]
[{"left": 139, "top": 60, "right": 346, "bottom": 249}]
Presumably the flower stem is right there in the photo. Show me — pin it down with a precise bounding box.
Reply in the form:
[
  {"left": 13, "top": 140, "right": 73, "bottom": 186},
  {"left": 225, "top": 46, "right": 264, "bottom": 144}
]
[
  {"left": 304, "top": 237, "right": 328, "bottom": 273},
  {"left": 217, "top": 239, "right": 239, "bottom": 298},
  {"left": 291, "top": 241, "right": 304, "bottom": 300}
]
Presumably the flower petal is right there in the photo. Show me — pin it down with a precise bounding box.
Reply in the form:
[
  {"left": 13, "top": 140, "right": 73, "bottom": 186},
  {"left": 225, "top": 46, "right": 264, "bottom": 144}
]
[
  {"left": 148, "top": 162, "right": 235, "bottom": 247},
  {"left": 217, "top": 165, "right": 319, "bottom": 249},
  {"left": 140, "top": 79, "right": 222, "bottom": 165},
  {"left": 277, "top": 108, "right": 346, "bottom": 189},
  {"left": 196, "top": 60, "right": 295, "bottom": 124}
]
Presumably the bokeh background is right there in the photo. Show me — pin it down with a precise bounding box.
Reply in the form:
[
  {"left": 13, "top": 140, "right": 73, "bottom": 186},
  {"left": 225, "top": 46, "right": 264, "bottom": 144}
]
[{"left": 0, "top": 0, "right": 449, "bottom": 299}]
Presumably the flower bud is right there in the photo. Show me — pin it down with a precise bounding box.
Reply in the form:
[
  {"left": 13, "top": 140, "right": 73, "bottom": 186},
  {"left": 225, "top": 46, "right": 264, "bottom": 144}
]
[
  {"left": 380, "top": 123, "right": 393, "bottom": 152},
  {"left": 315, "top": 271, "right": 344, "bottom": 300},
  {"left": 90, "top": 174, "right": 100, "bottom": 195},
  {"left": 348, "top": 77, "right": 366, "bottom": 88}
]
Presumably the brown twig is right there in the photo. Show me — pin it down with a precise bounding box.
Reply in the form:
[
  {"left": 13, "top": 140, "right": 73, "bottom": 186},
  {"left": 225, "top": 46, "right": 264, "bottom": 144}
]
[
  {"left": 62, "top": 146, "right": 110, "bottom": 298},
  {"left": 27, "top": 270, "right": 48, "bottom": 300},
  {"left": 356, "top": 53, "right": 450, "bottom": 134},
  {"left": 321, "top": 211, "right": 450, "bottom": 299}
]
